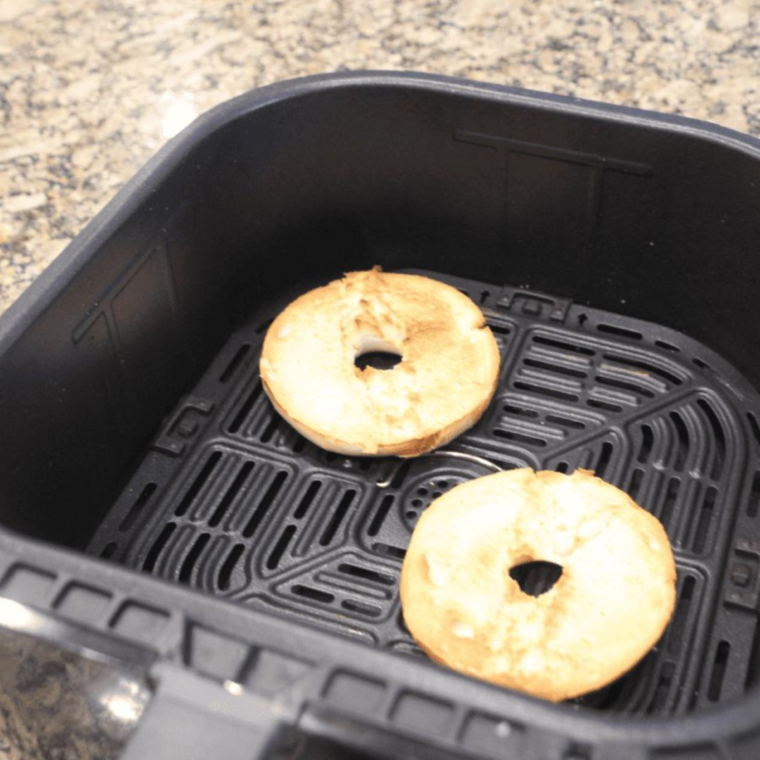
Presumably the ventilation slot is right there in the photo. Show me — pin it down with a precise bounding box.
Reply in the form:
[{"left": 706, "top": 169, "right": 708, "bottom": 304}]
[
  {"left": 119, "top": 482, "right": 157, "bottom": 532},
  {"left": 597, "top": 375, "right": 655, "bottom": 398},
  {"left": 208, "top": 461, "right": 254, "bottom": 527},
  {"left": 338, "top": 564, "right": 395, "bottom": 586},
  {"left": 294, "top": 481, "right": 322, "bottom": 519},
  {"left": 504, "top": 404, "right": 539, "bottom": 419},
  {"left": 546, "top": 414, "right": 585, "bottom": 430},
  {"left": 319, "top": 490, "right": 357, "bottom": 546},
  {"left": 368, "top": 495, "right": 394, "bottom": 537},
  {"left": 556, "top": 461, "right": 569, "bottom": 474},
  {"left": 179, "top": 533, "right": 210, "bottom": 584},
  {"left": 229, "top": 383, "right": 263, "bottom": 434},
  {"left": 638, "top": 424, "right": 654, "bottom": 464},
  {"left": 748, "top": 412, "right": 760, "bottom": 448},
  {"left": 493, "top": 428, "right": 547, "bottom": 447},
  {"left": 261, "top": 414, "right": 280, "bottom": 444},
  {"left": 588, "top": 398, "right": 623, "bottom": 413},
  {"left": 143, "top": 522, "right": 176, "bottom": 573},
  {"left": 670, "top": 412, "right": 689, "bottom": 471},
  {"left": 242, "top": 471, "right": 288, "bottom": 538},
  {"left": 489, "top": 323, "right": 510, "bottom": 336},
  {"left": 218, "top": 544, "right": 244, "bottom": 591},
  {"left": 660, "top": 478, "right": 680, "bottom": 530},
  {"left": 597, "top": 323, "right": 643, "bottom": 340},
  {"left": 745, "top": 618, "right": 760, "bottom": 690},
  {"left": 267, "top": 526, "right": 296, "bottom": 570},
  {"left": 342, "top": 599, "right": 381, "bottom": 618},
  {"left": 513, "top": 381, "right": 578, "bottom": 402},
  {"left": 101, "top": 542, "right": 117, "bottom": 559},
  {"left": 602, "top": 354, "right": 683, "bottom": 385},
  {"left": 655, "top": 340, "right": 679, "bottom": 353},
  {"left": 219, "top": 344, "right": 250, "bottom": 383},
  {"left": 533, "top": 335, "right": 594, "bottom": 355},
  {"left": 650, "top": 662, "right": 675, "bottom": 712},
  {"left": 748, "top": 473, "right": 760, "bottom": 518},
  {"left": 667, "top": 576, "right": 695, "bottom": 655},
  {"left": 628, "top": 468, "right": 644, "bottom": 499},
  {"left": 707, "top": 641, "right": 731, "bottom": 702},
  {"left": 388, "top": 461, "right": 412, "bottom": 490},
  {"left": 479, "top": 290, "right": 490, "bottom": 304},
  {"left": 293, "top": 435, "right": 307, "bottom": 453},
  {"left": 692, "top": 486, "right": 717, "bottom": 554},
  {"left": 292, "top": 585, "right": 334, "bottom": 604},
  {"left": 523, "top": 358, "right": 587, "bottom": 378},
  {"left": 595, "top": 441, "right": 614, "bottom": 479},
  {"left": 698, "top": 400, "right": 726, "bottom": 479},
  {"left": 372, "top": 542, "right": 406, "bottom": 560},
  {"left": 175, "top": 452, "right": 222, "bottom": 517}
]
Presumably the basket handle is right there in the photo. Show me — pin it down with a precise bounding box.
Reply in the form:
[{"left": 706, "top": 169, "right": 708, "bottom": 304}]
[{"left": 119, "top": 663, "right": 296, "bottom": 760}]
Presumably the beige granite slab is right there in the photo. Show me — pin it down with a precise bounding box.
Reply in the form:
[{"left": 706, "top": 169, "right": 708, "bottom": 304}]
[
  {"left": 0, "top": 628, "right": 150, "bottom": 760},
  {"left": 0, "top": 0, "right": 759, "bottom": 313}
]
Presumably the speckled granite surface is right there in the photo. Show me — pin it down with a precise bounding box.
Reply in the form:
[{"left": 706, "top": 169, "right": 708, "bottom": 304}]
[
  {"left": 1, "top": 0, "right": 760, "bottom": 315},
  {"left": 0, "top": 628, "right": 150, "bottom": 760}
]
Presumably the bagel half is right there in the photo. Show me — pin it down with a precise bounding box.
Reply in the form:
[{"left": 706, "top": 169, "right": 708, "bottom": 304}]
[
  {"left": 260, "top": 268, "right": 501, "bottom": 456},
  {"left": 400, "top": 468, "right": 677, "bottom": 702}
]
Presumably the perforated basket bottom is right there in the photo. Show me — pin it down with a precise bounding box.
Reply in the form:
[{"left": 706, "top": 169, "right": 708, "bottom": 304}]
[{"left": 88, "top": 270, "right": 760, "bottom": 715}]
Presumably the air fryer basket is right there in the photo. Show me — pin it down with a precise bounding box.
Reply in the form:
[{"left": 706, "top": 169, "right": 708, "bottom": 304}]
[{"left": 2, "top": 73, "right": 760, "bottom": 759}]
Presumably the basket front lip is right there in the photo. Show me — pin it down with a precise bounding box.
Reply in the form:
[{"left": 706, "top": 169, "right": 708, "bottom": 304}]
[{"left": 2, "top": 69, "right": 760, "bottom": 746}]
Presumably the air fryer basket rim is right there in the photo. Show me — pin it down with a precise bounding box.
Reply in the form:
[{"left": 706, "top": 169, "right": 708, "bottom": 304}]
[{"left": 1, "top": 71, "right": 760, "bottom": 756}]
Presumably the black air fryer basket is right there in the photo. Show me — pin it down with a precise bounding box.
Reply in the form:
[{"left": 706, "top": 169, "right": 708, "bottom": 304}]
[{"left": 2, "top": 72, "right": 760, "bottom": 760}]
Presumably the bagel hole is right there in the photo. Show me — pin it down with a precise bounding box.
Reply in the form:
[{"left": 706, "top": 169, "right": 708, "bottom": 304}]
[
  {"left": 354, "top": 334, "right": 402, "bottom": 371},
  {"left": 509, "top": 560, "right": 563, "bottom": 597},
  {"left": 355, "top": 351, "right": 402, "bottom": 371}
]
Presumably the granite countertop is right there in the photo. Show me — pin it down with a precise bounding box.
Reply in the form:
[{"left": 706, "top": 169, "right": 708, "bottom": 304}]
[
  {"left": 1, "top": 0, "right": 760, "bottom": 316},
  {"left": 0, "top": 628, "right": 151, "bottom": 760}
]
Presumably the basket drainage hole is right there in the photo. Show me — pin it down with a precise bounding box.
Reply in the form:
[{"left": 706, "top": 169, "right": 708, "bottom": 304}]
[
  {"left": 509, "top": 560, "right": 563, "bottom": 597},
  {"left": 354, "top": 335, "right": 402, "bottom": 371}
]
